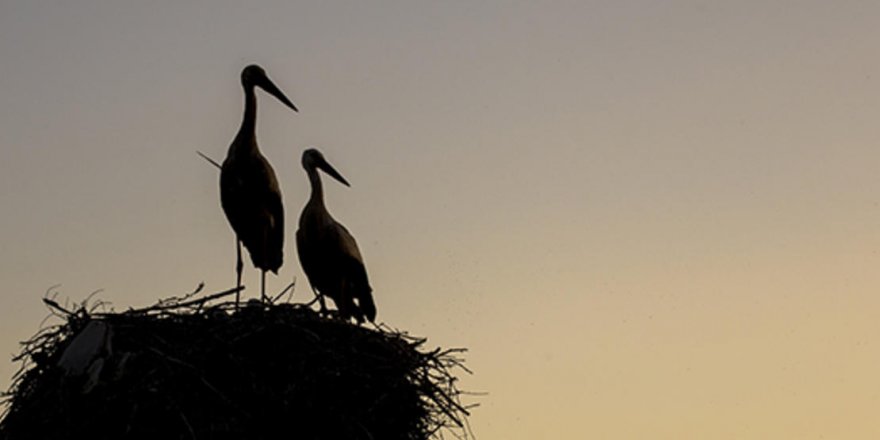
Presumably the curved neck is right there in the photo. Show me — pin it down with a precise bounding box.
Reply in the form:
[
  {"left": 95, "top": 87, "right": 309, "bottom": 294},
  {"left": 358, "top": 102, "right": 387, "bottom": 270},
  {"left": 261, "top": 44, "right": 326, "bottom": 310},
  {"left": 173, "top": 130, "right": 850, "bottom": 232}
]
[
  {"left": 307, "top": 167, "right": 325, "bottom": 206},
  {"left": 234, "top": 86, "right": 258, "bottom": 148}
]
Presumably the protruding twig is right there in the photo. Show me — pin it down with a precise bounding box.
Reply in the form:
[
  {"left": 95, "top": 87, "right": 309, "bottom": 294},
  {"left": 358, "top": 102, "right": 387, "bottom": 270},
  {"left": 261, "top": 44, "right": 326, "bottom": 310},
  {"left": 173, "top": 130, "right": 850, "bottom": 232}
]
[
  {"left": 271, "top": 278, "right": 296, "bottom": 304},
  {"left": 114, "top": 286, "right": 244, "bottom": 316},
  {"left": 42, "top": 298, "right": 74, "bottom": 316},
  {"left": 197, "top": 151, "right": 222, "bottom": 169}
]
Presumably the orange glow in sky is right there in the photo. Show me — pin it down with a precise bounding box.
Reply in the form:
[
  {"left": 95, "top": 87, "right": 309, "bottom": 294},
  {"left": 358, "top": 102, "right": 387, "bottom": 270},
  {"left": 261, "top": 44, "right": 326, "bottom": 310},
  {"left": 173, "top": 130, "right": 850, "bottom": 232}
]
[{"left": 2, "top": 2, "right": 880, "bottom": 438}]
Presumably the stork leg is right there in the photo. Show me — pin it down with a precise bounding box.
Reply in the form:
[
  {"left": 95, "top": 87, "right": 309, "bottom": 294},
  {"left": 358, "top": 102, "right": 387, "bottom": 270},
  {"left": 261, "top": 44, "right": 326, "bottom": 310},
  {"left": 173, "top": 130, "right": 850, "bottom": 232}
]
[
  {"left": 321, "top": 298, "right": 329, "bottom": 317},
  {"left": 235, "top": 239, "right": 243, "bottom": 308},
  {"left": 316, "top": 289, "right": 327, "bottom": 314},
  {"left": 261, "top": 270, "right": 267, "bottom": 302}
]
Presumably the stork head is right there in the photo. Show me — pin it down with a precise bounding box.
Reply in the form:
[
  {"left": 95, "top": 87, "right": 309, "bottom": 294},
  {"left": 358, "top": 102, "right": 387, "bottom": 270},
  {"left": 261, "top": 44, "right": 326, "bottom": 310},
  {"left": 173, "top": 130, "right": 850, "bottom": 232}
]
[
  {"left": 302, "top": 148, "right": 350, "bottom": 187},
  {"left": 241, "top": 64, "right": 298, "bottom": 112}
]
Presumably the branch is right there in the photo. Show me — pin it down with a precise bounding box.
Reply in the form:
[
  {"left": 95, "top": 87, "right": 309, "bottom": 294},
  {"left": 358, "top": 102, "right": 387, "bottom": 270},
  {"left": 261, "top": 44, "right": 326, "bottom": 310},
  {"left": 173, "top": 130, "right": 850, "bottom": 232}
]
[
  {"left": 197, "top": 151, "right": 222, "bottom": 169},
  {"left": 113, "top": 286, "right": 244, "bottom": 315},
  {"left": 42, "top": 298, "right": 74, "bottom": 316}
]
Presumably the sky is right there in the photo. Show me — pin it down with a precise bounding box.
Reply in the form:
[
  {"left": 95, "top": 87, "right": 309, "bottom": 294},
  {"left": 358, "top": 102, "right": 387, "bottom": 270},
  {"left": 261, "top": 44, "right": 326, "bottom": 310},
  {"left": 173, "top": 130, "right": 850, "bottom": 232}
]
[{"left": 2, "top": 1, "right": 880, "bottom": 438}]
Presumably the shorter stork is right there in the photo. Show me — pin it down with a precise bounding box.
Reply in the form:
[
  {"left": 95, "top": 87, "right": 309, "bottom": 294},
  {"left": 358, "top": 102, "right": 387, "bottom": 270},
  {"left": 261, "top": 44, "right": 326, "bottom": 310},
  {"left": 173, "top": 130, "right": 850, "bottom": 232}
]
[{"left": 296, "top": 148, "right": 376, "bottom": 323}]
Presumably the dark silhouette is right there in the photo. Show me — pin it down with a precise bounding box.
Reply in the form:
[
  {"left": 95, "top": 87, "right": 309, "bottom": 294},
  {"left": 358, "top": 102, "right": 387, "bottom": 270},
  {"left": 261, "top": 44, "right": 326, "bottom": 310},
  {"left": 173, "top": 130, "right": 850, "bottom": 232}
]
[
  {"left": 0, "top": 297, "right": 471, "bottom": 439},
  {"left": 220, "top": 64, "right": 297, "bottom": 304},
  {"left": 296, "top": 148, "right": 377, "bottom": 323}
]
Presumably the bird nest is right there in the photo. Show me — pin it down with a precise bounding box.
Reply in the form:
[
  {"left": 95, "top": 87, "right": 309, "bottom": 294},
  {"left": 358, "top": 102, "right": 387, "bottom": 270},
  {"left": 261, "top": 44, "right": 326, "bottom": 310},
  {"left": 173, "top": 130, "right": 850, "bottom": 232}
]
[{"left": 0, "top": 286, "right": 474, "bottom": 439}]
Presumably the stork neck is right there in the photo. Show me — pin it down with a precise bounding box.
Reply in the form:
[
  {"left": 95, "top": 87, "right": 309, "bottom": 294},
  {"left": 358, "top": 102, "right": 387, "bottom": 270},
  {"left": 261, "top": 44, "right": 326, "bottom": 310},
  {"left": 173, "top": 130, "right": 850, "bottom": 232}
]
[
  {"left": 234, "top": 86, "right": 258, "bottom": 148},
  {"left": 307, "top": 168, "right": 325, "bottom": 206}
]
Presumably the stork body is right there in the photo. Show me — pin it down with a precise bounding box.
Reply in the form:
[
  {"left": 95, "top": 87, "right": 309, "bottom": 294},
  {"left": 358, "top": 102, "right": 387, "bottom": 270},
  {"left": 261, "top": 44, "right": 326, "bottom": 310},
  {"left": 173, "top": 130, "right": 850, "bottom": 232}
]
[
  {"left": 220, "top": 65, "right": 297, "bottom": 304},
  {"left": 296, "top": 149, "right": 376, "bottom": 323}
]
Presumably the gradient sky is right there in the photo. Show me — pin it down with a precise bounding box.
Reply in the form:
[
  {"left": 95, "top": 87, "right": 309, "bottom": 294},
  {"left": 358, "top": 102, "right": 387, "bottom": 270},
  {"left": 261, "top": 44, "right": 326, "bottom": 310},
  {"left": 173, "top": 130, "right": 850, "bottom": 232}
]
[{"left": 2, "top": 1, "right": 880, "bottom": 438}]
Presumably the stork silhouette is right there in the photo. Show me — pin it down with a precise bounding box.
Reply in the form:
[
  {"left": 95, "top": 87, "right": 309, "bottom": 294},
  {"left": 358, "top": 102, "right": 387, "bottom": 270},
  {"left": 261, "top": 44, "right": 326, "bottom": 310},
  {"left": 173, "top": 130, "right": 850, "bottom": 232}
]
[
  {"left": 220, "top": 64, "right": 297, "bottom": 305},
  {"left": 296, "top": 148, "right": 376, "bottom": 323}
]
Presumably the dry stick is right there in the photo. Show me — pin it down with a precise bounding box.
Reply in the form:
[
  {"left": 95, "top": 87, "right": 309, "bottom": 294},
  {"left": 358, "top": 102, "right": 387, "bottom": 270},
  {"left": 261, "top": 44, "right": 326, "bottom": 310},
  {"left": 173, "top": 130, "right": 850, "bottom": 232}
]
[
  {"left": 176, "top": 407, "right": 197, "bottom": 440},
  {"left": 114, "top": 286, "right": 244, "bottom": 315},
  {"left": 181, "top": 282, "right": 206, "bottom": 299},
  {"left": 153, "top": 282, "right": 207, "bottom": 309},
  {"left": 80, "top": 289, "right": 104, "bottom": 309},
  {"left": 197, "top": 151, "right": 222, "bottom": 169},
  {"left": 270, "top": 278, "right": 297, "bottom": 304},
  {"left": 42, "top": 298, "right": 74, "bottom": 316},
  {"left": 157, "top": 285, "right": 243, "bottom": 310}
]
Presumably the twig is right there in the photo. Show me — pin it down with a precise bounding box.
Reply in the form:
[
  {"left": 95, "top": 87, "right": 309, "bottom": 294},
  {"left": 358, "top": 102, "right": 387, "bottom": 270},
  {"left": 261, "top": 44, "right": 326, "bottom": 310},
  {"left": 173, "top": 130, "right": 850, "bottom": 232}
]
[
  {"left": 177, "top": 407, "right": 197, "bottom": 440},
  {"left": 80, "top": 289, "right": 104, "bottom": 309},
  {"left": 271, "top": 278, "right": 296, "bottom": 304},
  {"left": 42, "top": 298, "right": 73, "bottom": 316},
  {"left": 197, "top": 151, "right": 222, "bottom": 169},
  {"left": 113, "top": 286, "right": 243, "bottom": 316},
  {"left": 171, "top": 286, "right": 243, "bottom": 310}
]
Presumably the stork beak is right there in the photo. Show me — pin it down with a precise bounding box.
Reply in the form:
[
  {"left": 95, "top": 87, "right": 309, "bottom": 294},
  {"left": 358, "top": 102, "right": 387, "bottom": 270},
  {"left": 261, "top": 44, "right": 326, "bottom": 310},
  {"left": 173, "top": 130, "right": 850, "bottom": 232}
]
[
  {"left": 257, "top": 75, "right": 298, "bottom": 112},
  {"left": 318, "top": 159, "right": 350, "bottom": 187}
]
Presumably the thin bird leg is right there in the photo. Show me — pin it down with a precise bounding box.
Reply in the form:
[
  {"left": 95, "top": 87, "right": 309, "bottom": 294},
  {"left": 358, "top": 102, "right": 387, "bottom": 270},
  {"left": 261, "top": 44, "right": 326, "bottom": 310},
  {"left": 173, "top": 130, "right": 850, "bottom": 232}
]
[
  {"left": 317, "top": 290, "right": 327, "bottom": 314},
  {"left": 261, "top": 270, "right": 267, "bottom": 302},
  {"left": 235, "top": 240, "right": 243, "bottom": 308}
]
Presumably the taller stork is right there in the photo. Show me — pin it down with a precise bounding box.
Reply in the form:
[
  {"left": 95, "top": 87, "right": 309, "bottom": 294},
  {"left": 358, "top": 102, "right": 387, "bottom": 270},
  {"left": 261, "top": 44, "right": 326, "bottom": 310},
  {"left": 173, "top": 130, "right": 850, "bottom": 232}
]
[
  {"left": 296, "top": 148, "right": 376, "bottom": 323},
  {"left": 220, "top": 64, "right": 297, "bottom": 304}
]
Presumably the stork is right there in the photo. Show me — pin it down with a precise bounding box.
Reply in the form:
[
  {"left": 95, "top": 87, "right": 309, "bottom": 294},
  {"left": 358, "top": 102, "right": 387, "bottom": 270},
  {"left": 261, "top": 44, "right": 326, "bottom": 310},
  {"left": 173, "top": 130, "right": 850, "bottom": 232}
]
[
  {"left": 220, "top": 64, "right": 297, "bottom": 305},
  {"left": 296, "top": 148, "right": 376, "bottom": 323}
]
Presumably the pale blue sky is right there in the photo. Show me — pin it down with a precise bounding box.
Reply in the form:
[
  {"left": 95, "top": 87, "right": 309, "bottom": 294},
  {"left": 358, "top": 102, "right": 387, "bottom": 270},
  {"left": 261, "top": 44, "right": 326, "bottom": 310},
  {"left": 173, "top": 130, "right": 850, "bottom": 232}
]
[{"left": 2, "top": 1, "right": 880, "bottom": 437}]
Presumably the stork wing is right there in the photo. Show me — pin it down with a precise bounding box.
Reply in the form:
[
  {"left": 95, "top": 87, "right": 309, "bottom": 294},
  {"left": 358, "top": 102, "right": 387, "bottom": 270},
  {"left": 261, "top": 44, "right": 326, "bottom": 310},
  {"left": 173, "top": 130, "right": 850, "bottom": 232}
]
[
  {"left": 295, "top": 226, "right": 321, "bottom": 291},
  {"left": 221, "top": 154, "right": 284, "bottom": 272},
  {"left": 327, "top": 222, "right": 364, "bottom": 266},
  {"left": 326, "top": 222, "right": 375, "bottom": 322}
]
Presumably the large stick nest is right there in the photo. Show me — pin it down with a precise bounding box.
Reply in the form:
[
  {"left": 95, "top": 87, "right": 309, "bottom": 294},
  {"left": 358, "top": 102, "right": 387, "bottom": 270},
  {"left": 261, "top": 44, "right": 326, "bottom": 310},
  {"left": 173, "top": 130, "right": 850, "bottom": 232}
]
[{"left": 0, "top": 286, "right": 474, "bottom": 439}]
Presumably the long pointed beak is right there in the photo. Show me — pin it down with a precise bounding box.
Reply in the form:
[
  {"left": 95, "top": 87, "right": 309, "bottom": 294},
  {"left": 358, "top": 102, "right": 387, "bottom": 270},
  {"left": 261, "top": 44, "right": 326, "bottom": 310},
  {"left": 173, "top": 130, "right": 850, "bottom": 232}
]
[
  {"left": 318, "top": 159, "right": 350, "bottom": 187},
  {"left": 258, "top": 76, "right": 298, "bottom": 112}
]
